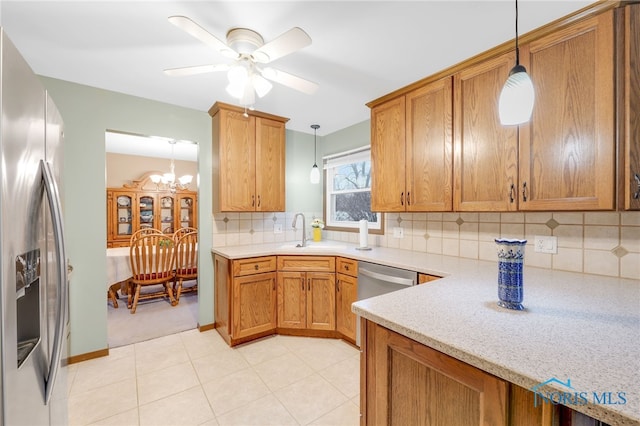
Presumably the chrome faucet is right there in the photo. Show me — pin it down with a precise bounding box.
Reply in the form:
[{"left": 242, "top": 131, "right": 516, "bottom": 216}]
[{"left": 292, "top": 213, "right": 306, "bottom": 247}]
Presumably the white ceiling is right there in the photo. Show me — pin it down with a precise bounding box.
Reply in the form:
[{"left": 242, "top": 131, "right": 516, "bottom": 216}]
[
  {"left": 1, "top": 0, "right": 592, "bottom": 140},
  {"left": 105, "top": 131, "right": 198, "bottom": 161}
]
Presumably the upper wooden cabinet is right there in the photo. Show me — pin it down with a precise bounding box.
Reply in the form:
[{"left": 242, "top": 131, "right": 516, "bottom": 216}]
[
  {"left": 621, "top": 3, "right": 640, "bottom": 211},
  {"left": 454, "top": 51, "right": 519, "bottom": 211},
  {"left": 518, "top": 10, "right": 615, "bottom": 210},
  {"left": 210, "top": 102, "right": 288, "bottom": 212},
  {"left": 371, "top": 77, "right": 453, "bottom": 211},
  {"left": 370, "top": 4, "right": 631, "bottom": 212}
]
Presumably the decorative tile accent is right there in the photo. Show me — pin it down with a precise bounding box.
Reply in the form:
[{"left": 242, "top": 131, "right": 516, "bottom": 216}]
[
  {"left": 611, "top": 246, "right": 628, "bottom": 258},
  {"left": 396, "top": 216, "right": 403, "bottom": 225},
  {"left": 250, "top": 229, "right": 255, "bottom": 235},
  {"left": 223, "top": 217, "right": 229, "bottom": 223},
  {"left": 456, "top": 217, "right": 465, "bottom": 226},
  {"left": 545, "top": 218, "right": 559, "bottom": 230},
  {"left": 272, "top": 215, "right": 278, "bottom": 222},
  {"left": 424, "top": 233, "right": 430, "bottom": 240}
]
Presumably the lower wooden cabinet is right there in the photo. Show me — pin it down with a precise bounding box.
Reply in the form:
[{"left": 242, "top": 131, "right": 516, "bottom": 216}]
[
  {"left": 361, "top": 320, "right": 560, "bottom": 426},
  {"left": 336, "top": 273, "right": 357, "bottom": 342},
  {"left": 336, "top": 257, "right": 359, "bottom": 343},
  {"left": 362, "top": 320, "right": 508, "bottom": 425},
  {"left": 214, "top": 254, "right": 277, "bottom": 346},
  {"left": 277, "top": 269, "right": 336, "bottom": 331}
]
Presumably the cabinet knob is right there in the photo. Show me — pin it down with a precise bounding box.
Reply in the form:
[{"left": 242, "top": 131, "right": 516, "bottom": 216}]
[
  {"left": 344, "top": 265, "right": 349, "bottom": 271},
  {"left": 522, "top": 182, "right": 528, "bottom": 202},
  {"left": 252, "top": 195, "right": 255, "bottom": 207},
  {"left": 254, "top": 264, "right": 259, "bottom": 270},
  {"left": 257, "top": 195, "right": 261, "bottom": 207},
  {"left": 634, "top": 173, "right": 640, "bottom": 200},
  {"left": 336, "top": 279, "right": 340, "bottom": 292},
  {"left": 400, "top": 192, "right": 404, "bottom": 206},
  {"left": 509, "top": 183, "right": 516, "bottom": 203},
  {"left": 407, "top": 192, "right": 411, "bottom": 206}
]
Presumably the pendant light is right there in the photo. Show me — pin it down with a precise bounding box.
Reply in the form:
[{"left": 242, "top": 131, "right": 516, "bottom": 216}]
[
  {"left": 309, "top": 124, "right": 320, "bottom": 184},
  {"left": 498, "top": 0, "right": 535, "bottom": 125}
]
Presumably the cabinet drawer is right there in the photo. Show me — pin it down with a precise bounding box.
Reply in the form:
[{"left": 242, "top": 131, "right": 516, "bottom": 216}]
[
  {"left": 277, "top": 256, "right": 336, "bottom": 272},
  {"left": 336, "top": 257, "right": 358, "bottom": 277},
  {"left": 233, "top": 256, "right": 277, "bottom": 276}
]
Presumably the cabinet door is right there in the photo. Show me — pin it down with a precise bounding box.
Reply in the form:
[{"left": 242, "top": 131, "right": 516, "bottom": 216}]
[
  {"left": 406, "top": 77, "right": 454, "bottom": 211},
  {"left": 519, "top": 11, "right": 615, "bottom": 210},
  {"left": 622, "top": 4, "right": 640, "bottom": 210},
  {"left": 255, "top": 117, "right": 285, "bottom": 212},
  {"left": 363, "top": 321, "right": 507, "bottom": 425},
  {"left": 371, "top": 96, "right": 407, "bottom": 211},
  {"left": 454, "top": 51, "right": 519, "bottom": 211},
  {"left": 217, "top": 109, "right": 256, "bottom": 211},
  {"left": 277, "top": 271, "right": 306, "bottom": 329},
  {"left": 158, "top": 193, "right": 175, "bottom": 235},
  {"left": 232, "top": 272, "right": 276, "bottom": 339},
  {"left": 336, "top": 273, "right": 357, "bottom": 341},
  {"left": 138, "top": 193, "right": 158, "bottom": 230},
  {"left": 176, "top": 193, "right": 197, "bottom": 229},
  {"left": 306, "top": 272, "right": 336, "bottom": 331},
  {"left": 108, "top": 190, "right": 135, "bottom": 245}
]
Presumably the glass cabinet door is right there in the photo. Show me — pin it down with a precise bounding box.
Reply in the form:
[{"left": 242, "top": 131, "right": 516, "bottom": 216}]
[
  {"left": 178, "top": 194, "right": 196, "bottom": 229},
  {"left": 139, "top": 195, "right": 155, "bottom": 230},
  {"left": 115, "top": 194, "right": 134, "bottom": 238},
  {"left": 160, "top": 195, "right": 175, "bottom": 234}
]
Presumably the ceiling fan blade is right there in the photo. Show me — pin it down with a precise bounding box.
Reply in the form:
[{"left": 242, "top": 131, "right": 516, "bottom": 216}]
[
  {"left": 252, "top": 27, "right": 311, "bottom": 63},
  {"left": 168, "top": 16, "right": 238, "bottom": 59},
  {"left": 262, "top": 67, "right": 318, "bottom": 95},
  {"left": 164, "top": 64, "right": 230, "bottom": 76}
]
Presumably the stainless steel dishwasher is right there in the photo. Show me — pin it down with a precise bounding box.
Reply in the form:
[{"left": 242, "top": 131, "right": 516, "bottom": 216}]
[{"left": 356, "top": 261, "right": 418, "bottom": 345}]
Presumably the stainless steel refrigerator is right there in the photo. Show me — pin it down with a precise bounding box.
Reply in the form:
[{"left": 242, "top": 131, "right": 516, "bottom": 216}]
[{"left": 0, "top": 29, "right": 69, "bottom": 425}]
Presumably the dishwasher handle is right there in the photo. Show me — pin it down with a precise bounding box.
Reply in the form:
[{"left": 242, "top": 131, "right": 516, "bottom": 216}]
[{"left": 359, "top": 267, "right": 415, "bottom": 287}]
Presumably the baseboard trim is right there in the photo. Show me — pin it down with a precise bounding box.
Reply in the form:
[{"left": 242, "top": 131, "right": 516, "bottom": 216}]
[
  {"left": 67, "top": 348, "right": 109, "bottom": 365},
  {"left": 198, "top": 322, "right": 216, "bottom": 332}
]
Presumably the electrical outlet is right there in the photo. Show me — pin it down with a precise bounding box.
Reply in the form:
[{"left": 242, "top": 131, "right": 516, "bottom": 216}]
[
  {"left": 393, "top": 227, "right": 404, "bottom": 238},
  {"left": 273, "top": 223, "right": 283, "bottom": 234},
  {"left": 534, "top": 235, "right": 557, "bottom": 254}
]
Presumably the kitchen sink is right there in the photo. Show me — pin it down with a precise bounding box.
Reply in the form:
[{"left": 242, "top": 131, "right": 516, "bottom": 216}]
[{"left": 279, "top": 243, "right": 347, "bottom": 251}]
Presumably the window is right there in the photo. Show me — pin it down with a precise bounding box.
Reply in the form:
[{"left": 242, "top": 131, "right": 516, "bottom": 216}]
[{"left": 324, "top": 147, "right": 383, "bottom": 232}]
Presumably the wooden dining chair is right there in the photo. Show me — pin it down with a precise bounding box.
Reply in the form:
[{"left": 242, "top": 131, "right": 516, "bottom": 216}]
[
  {"left": 173, "top": 231, "right": 198, "bottom": 302},
  {"left": 129, "top": 227, "right": 163, "bottom": 245},
  {"left": 173, "top": 226, "right": 197, "bottom": 241},
  {"left": 128, "top": 234, "right": 177, "bottom": 314}
]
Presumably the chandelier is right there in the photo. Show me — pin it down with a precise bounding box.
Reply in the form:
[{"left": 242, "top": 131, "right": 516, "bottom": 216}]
[{"left": 150, "top": 140, "right": 193, "bottom": 192}]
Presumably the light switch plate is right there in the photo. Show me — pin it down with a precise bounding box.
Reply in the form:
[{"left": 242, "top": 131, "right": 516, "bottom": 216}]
[
  {"left": 273, "top": 223, "right": 283, "bottom": 234},
  {"left": 534, "top": 235, "right": 557, "bottom": 254},
  {"left": 393, "top": 227, "right": 404, "bottom": 238}
]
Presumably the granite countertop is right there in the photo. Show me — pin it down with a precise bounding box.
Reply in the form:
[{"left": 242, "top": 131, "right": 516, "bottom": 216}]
[{"left": 212, "top": 241, "right": 640, "bottom": 425}]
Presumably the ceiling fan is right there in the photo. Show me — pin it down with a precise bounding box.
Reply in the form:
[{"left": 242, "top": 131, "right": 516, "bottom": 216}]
[{"left": 164, "top": 16, "right": 319, "bottom": 107}]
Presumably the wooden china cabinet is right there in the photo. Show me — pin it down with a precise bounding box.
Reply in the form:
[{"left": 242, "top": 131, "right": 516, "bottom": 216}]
[{"left": 106, "top": 172, "right": 197, "bottom": 247}]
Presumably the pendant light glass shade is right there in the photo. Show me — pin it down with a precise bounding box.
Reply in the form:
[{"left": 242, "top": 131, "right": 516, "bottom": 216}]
[
  {"left": 310, "top": 124, "right": 320, "bottom": 184},
  {"left": 499, "top": 64, "right": 535, "bottom": 125},
  {"left": 309, "top": 164, "right": 320, "bottom": 184},
  {"left": 498, "top": 0, "right": 534, "bottom": 126}
]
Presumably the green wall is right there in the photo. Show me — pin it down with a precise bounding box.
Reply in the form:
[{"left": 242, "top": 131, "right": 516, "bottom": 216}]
[{"left": 40, "top": 77, "right": 213, "bottom": 357}]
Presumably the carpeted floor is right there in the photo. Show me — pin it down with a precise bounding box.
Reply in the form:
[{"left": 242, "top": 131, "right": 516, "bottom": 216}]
[{"left": 107, "top": 284, "right": 199, "bottom": 348}]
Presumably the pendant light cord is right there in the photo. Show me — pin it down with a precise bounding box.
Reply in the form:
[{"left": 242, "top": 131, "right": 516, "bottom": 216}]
[{"left": 515, "top": 0, "right": 520, "bottom": 65}]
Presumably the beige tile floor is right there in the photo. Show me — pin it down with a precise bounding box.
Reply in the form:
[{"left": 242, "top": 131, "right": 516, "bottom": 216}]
[{"left": 67, "top": 329, "right": 361, "bottom": 425}]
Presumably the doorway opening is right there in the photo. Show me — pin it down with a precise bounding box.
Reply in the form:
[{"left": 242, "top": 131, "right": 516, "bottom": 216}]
[{"left": 105, "top": 130, "right": 199, "bottom": 347}]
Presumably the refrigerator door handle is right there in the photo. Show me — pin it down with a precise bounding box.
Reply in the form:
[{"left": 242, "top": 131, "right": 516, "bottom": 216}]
[{"left": 40, "top": 160, "right": 68, "bottom": 404}]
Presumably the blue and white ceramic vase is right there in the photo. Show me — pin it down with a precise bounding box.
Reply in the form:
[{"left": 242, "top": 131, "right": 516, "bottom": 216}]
[{"left": 495, "top": 238, "right": 527, "bottom": 310}]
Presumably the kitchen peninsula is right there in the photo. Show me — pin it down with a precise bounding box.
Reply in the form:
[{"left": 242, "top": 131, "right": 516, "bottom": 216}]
[{"left": 212, "top": 241, "right": 640, "bottom": 425}]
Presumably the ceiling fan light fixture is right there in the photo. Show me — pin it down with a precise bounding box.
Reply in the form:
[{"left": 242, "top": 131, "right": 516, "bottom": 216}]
[{"left": 253, "top": 74, "right": 273, "bottom": 98}]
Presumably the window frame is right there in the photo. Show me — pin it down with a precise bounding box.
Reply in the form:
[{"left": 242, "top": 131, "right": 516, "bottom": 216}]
[{"left": 322, "top": 147, "right": 384, "bottom": 234}]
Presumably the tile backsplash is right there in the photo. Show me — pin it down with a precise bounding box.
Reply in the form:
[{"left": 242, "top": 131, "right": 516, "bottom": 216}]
[{"left": 212, "top": 211, "right": 640, "bottom": 280}]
